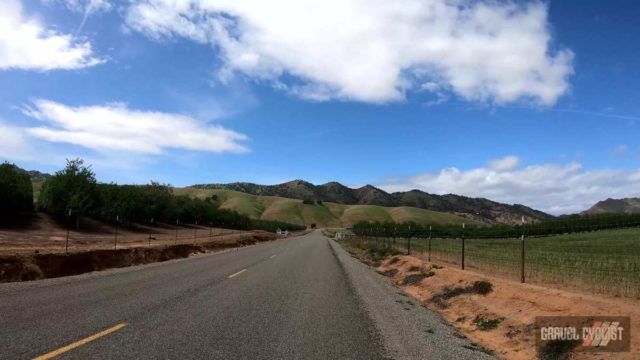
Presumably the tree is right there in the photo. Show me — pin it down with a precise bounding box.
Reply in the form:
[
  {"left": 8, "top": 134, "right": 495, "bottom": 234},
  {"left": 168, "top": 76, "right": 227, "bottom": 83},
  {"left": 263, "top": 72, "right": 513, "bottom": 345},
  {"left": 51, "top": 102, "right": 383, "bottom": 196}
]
[
  {"left": 38, "top": 159, "right": 98, "bottom": 229},
  {"left": 0, "top": 163, "right": 33, "bottom": 213}
]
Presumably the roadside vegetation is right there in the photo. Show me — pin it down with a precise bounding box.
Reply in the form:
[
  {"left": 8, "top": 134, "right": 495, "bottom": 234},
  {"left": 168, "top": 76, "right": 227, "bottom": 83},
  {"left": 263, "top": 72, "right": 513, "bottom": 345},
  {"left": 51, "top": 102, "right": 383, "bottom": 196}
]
[
  {"left": 352, "top": 222, "right": 640, "bottom": 297},
  {"left": 3, "top": 159, "right": 305, "bottom": 233}
]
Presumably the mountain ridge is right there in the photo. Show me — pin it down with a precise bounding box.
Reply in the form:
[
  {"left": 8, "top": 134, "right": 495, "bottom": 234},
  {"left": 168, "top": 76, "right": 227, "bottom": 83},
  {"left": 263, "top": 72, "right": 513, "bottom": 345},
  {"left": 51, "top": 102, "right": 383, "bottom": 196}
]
[
  {"left": 582, "top": 197, "right": 640, "bottom": 215},
  {"left": 191, "top": 180, "right": 553, "bottom": 224}
]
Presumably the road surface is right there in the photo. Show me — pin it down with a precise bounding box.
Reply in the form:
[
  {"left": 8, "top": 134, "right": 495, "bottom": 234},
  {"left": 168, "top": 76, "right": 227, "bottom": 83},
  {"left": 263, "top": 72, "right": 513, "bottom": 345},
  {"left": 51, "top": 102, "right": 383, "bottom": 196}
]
[{"left": 0, "top": 231, "right": 493, "bottom": 359}]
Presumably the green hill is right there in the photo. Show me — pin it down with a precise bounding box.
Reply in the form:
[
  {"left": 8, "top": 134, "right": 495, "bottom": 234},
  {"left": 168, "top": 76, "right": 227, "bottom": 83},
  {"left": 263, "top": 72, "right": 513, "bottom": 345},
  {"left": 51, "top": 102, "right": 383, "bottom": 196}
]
[{"left": 174, "top": 188, "right": 484, "bottom": 228}]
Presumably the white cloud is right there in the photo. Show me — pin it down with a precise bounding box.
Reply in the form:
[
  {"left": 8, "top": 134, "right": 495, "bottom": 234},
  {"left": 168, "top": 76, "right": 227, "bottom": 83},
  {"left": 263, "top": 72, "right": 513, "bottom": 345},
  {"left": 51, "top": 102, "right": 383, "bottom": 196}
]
[
  {"left": 379, "top": 161, "right": 640, "bottom": 215},
  {"left": 0, "top": 0, "right": 102, "bottom": 71},
  {"left": 488, "top": 155, "right": 520, "bottom": 171},
  {"left": 22, "top": 99, "right": 249, "bottom": 154},
  {"left": 125, "top": 0, "right": 573, "bottom": 105}
]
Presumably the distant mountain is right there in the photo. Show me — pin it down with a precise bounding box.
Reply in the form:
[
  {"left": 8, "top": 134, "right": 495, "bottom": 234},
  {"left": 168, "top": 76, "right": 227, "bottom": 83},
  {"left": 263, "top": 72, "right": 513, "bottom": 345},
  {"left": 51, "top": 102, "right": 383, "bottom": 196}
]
[
  {"left": 582, "top": 198, "right": 640, "bottom": 215},
  {"left": 5, "top": 164, "right": 51, "bottom": 183},
  {"left": 191, "top": 180, "right": 553, "bottom": 224}
]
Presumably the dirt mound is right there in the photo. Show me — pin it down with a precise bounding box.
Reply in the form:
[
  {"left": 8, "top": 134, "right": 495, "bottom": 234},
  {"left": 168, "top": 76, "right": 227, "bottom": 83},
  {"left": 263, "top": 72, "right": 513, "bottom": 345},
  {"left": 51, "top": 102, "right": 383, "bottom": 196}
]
[{"left": 0, "top": 245, "right": 204, "bottom": 282}]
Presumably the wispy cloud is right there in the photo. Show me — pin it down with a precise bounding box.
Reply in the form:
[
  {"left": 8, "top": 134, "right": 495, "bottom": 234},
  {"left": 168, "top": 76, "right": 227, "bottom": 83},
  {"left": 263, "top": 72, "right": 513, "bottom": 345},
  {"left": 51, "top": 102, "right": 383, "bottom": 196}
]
[{"left": 22, "top": 99, "right": 250, "bottom": 154}]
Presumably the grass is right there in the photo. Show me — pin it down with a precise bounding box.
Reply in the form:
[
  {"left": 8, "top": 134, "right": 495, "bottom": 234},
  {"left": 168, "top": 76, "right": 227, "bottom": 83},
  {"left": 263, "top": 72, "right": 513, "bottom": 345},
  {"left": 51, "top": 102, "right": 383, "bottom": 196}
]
[
  {"left": 389, "top": 227, "right": 640, "bottom": 297},
  {"left": 174, "top": 188, "right": 478, "bottom": 228}
]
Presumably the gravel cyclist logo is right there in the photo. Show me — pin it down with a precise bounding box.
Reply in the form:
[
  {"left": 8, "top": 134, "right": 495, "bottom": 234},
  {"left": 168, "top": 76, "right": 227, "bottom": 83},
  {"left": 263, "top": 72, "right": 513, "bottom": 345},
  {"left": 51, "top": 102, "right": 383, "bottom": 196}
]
[{"left": 536, "top": 316, "right": 630, "bottom": 353}]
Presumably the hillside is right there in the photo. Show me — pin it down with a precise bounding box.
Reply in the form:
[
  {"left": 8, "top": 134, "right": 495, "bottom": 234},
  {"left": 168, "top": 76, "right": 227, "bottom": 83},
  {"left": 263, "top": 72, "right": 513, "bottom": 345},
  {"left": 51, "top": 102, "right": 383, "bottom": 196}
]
[
  {"left": 174, "top": 188, "right": 484, "bottom": 228},
  {"left": 191, "top": 180, "right": 552, "bottom": 224},
  {"left": 582, "top": 198, "right": 640, "bottom": 215}
]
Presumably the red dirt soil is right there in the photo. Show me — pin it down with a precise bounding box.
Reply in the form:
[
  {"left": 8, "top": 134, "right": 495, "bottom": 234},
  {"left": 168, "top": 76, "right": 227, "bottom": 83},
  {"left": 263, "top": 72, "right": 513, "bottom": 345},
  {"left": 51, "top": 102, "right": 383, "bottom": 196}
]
[
  {"left": 0, "top": 230, "right": 279, "bottom": 282},
  {"left": 0, "top": 213, "right": 266, "bottom": 255},
  {"left": 378, "top": 255, "right": 640, "bottom": 360}
]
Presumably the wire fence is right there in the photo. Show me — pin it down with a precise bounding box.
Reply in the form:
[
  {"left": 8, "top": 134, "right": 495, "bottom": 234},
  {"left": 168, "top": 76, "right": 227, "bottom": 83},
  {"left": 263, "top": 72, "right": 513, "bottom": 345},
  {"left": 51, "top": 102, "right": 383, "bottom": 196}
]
[
  {"left": 0, "top": 226, "right": 259, "bottom": 256},
  {"left": 355, "top": 228, "right": 640, "bottom": 298}
]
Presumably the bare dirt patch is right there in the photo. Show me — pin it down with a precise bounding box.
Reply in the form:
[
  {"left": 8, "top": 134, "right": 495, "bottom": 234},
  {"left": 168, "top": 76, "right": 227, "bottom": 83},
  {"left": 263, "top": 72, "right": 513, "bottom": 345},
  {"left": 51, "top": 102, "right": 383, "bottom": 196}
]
[
  {"left": 0, "top": 230, "right": 278, "bottom": 282},
  {"left": 377, "top": 255, "right": 640, "bottom": 360}
]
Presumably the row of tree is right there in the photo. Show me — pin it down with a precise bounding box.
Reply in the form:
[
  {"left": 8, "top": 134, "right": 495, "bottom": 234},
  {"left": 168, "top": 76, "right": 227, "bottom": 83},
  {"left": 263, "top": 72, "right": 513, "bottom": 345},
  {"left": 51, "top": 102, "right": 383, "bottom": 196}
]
[
  {"left": 2, "top": 160, "right": 305, "bottom": 232},
  {"left": 353, "top": 213, "right": 640, "bottom": 239}
]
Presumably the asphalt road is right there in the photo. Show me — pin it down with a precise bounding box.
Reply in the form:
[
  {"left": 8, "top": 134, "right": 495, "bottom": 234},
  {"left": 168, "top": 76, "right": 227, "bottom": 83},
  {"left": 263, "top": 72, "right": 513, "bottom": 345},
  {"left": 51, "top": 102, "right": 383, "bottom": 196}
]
[{"left": 0, "top": 231, "right": 493, "bottom": 359}]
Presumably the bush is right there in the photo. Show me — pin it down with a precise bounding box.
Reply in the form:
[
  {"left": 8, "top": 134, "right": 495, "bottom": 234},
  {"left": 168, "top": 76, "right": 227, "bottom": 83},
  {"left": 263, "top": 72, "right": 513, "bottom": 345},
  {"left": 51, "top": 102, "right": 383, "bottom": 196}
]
[
  {"left": 472, "top": 315, "right": 504, "bottom": 330},
  {"left": 302, "top": 198, "right": 314, "bottom": 205},
  {"left": 0, "top": 163, "right": 33, "bottom": 213}
]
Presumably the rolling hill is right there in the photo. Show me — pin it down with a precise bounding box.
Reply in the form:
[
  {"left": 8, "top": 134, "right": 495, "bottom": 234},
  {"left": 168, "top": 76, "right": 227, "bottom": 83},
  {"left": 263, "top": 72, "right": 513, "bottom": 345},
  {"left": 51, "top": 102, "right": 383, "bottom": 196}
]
[
  {"left": 174, "top": 188, "right": 484, "bottom": 228},
  {"left": 582, "top": 198, "right": 640, "bottom": 215},
  {"left": 191, "top": 180, "right": 552, "bottom": 224}
]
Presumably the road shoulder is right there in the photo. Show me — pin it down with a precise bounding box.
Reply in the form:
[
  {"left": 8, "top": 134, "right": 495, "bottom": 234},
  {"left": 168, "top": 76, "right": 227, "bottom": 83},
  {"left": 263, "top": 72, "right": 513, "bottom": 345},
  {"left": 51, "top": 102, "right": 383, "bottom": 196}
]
[{"left": 328, "top": 238, "right": 495, "bottom": 360}]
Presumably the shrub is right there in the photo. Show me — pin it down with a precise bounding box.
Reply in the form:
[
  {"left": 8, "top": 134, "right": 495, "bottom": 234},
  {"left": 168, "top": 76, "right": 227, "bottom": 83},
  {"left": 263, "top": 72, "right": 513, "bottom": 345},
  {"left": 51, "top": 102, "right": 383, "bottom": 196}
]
[{"left": 472, "top": 315, "right": 504, "bottom": 330}]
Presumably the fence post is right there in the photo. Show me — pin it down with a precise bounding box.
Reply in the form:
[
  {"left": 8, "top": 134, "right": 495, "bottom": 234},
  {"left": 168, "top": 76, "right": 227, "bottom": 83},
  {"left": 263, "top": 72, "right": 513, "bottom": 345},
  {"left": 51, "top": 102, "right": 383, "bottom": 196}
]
[
  {"left": 407, "top": 225, "right": 411, "bottom": 255},
  {"left": 461, "top": 223, "right": 465, "bottom": 270},
  {"left": 520, "top": 234, "right": 525, "bottom": 283},
  {"left": 65, "top": 209, "right": 71, "bottom": 254},
  {"left": 114, "top": 215, "right": 119, "bottom": 250},
  {"left": 520, "top": 217, "right": 525, "bottom": 283},
  {"left": 428, "top": 226, "right": 432, "bottom": 262}
]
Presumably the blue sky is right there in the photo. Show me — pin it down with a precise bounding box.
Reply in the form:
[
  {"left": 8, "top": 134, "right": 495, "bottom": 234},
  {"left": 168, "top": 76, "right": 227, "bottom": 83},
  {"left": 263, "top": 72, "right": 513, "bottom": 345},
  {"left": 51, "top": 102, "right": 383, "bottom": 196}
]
[{"left": 1, "top": 0, "right": 639, "bottom": 214}]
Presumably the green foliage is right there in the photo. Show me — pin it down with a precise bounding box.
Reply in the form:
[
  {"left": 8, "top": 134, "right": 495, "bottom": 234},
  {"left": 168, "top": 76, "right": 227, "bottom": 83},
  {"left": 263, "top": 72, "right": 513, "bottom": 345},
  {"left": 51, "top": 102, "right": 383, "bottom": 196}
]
[
  {"left": 472, "top": 315, "right": 504, "bottom": 330},
  {"left": 353, "top": 213, "right": 640, "bottom": 239},
  {"left": 302, "top": 198, "right": 314, "bottom": 205},
  {"left": 0, "top": 162, "right": 34, "bottom": 213},
  {"left": 34, "top": 159, "right": 305, "bottom": 233},
  {"left": 38, "top": 159, "right": 98, "bottom": 217},
  {"left": 97, "top": 182, "right": 173, "bottom": 222}
]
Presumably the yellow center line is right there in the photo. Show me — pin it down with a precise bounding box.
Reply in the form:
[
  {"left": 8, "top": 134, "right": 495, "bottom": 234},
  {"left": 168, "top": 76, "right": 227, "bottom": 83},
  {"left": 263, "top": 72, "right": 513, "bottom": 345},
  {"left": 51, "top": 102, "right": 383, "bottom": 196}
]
[
  {"left": 33, "top": 323, "right": 127, "bottom": 360},
  {"left": 270, "top": 254, "right": 276, "bottom": 259},
  {"left": 228, "top": 269, "right": 247, "bottom": 278}
]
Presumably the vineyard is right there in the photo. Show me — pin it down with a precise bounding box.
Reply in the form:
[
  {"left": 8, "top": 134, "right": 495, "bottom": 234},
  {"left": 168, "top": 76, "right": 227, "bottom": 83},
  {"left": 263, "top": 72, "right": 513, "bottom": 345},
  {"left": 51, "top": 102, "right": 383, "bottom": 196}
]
[{"left": 351, "top": 215, "right": 640, "bottom": 297}]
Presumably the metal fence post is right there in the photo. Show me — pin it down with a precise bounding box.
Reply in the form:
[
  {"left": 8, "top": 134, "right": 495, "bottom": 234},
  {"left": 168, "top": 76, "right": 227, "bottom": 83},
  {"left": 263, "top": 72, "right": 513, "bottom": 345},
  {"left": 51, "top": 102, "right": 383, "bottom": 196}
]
[
  {"left": 520, "top": 217, "right": 525, "bottom": 283},
  {"left": 114, "top": 215, "right": 119, "bottom": 250},
  {"left": 407, "top": 225, "right": 411, "bottom": 255},
  {"left": 428, "top": 226, "right": 432, "bottom": 262},
  {"left": 461, "top": 223, "right": 465, "bottom": 270},
  {"left": 520, "top": 234, "right": 525, "bottom": 283}
]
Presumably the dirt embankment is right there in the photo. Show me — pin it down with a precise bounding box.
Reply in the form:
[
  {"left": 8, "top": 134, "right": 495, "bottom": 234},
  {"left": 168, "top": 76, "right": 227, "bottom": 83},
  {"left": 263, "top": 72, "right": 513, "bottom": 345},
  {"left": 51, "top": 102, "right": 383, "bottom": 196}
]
[
  {"left": 0, "top": 230, "right": 277, "bottom": 282},
  {"left": 377, "top": 255, "right": 640, "bottom": 360}
]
